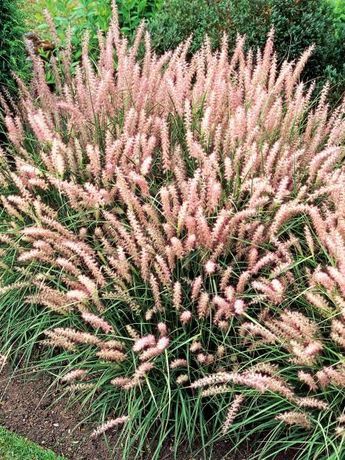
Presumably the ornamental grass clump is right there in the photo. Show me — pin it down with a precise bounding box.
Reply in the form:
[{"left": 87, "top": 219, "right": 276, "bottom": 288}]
[{"left": 1, "top": 3, "right": 345, "bottom": 459}]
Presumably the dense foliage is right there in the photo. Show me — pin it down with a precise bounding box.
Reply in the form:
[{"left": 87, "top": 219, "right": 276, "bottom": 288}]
[
  {"left": 0, "top": 0, "right": 27, "bottom": 92},
  {"left": 1, "top": 4, "right": 345, "bottom": 460},
  {"left": 25, "top": 0, "right": 162, "bottom": 71},
  {"left": 149, "top": 0, "right": 345, "bottom": 102}
]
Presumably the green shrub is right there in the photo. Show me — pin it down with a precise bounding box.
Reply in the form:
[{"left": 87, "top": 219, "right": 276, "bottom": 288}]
[
  {"left": 26, "top": 0, "right": 163, "bottom": 68},
  {"left": 149, "top": 0, "right": 344, "bottom": 101},
  {"left": 0, "top": 0, "right": 27, "bottom": 92}
]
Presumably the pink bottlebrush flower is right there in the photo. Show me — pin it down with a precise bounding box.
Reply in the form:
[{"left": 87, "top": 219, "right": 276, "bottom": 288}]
[
  {"left": 201, "top": 384, "right": 231, "bottom": 397},
  {"left": 236, "top": 271, "right": 252, "bottom": 294},
  {"left": 191, "top": 276, "right": 203, "bottom": 301},
  {"left": 197, "top": 292, "right": 210, "bottom": 319},
  {"left": 224, "top": 286, "right": 235, "bottom": 303},
  {"left": 275, "top": 411, "right": 311, "bottom": 430},
  {"left": 157, "top": 322, "right": 168, "bottom": 336},
  {"left": 149, "top": 274, "right": 162, "bottom": 312},
  {"left": 173, "top": 281, "right": 182, "bottom": 311},
  {"left": 191, "top": 372, "right": 233, "bottom": 389},
  {"left": 91, "top": 416, "right": 129, "bottom": 437},
  {"left": 5, "top": 115, "right": 24, "bottom": 147},
  {"left": 140, "top": 156, "right": 152, "bottom": 176},
  {"left": 133, "top": 334, "right": 156, "bottom": 352},
  {"left": 126, "top": 325, "right": 140, "bottom": 340},
  {"left": 170, "top": 237, "right": 185, "bottom": 258},
  {"left": 218, "top": 320, "right": 230, "bottom": 331},
  {"left": 96, "top": 349, "right": 127, "bottom": 362},
  {"left": 61, "top": 369, "right": 87, "bottom": 383},
  {"left": 129, "top": 171, "right": 149, "bottom": 196},
  {"left": 67, "top": 383, "right": 95, "bottom": 392},
  {"left": 312, "top": 269, "right": 335, "bottom": 290},
  {"left": 190, "top": 341, "right": 202, "bottom": 353},
  {"left": 234, "top": 299, "right": 246, "bottom": 315},
  {"left": 305, "top": 291, "right": 332, "bottom": 315},
  {"left": 170, "top": 359, "right": 188, "bottom": 369},
  {"left": 207, "top": 180, "right": 221, "bottom": 213},
  {"left": 220, "top": 267, "right": 233, "bottom": 292},
  {"left": 176, "top": 374, "right": 189, "bottom": 385},
  {"left": 66, "top": 290, "right": 89, "bottom": 302},
  {"left": 204, "top": 260, "right": 217, "bottom": 275},
  {"left": 81, "top": 312, "right": 114, "bottom": 333},
  {"left": 222, "top": 394, "right": 245, "bottom": 434},
  {"left": 145, "top": 308, "right": 155, "bottom": 320},
  {"left": 296, "top": 396, "right": 329, "bottom": 411},
  {"left": 111, "top": 376, "right": 132, "bottom": 388},
  {"left": 100, "top": 340, "right": 124, "bottom": 351},
  {"left": 156, "top": 336, "right": 170, "bottom": 351},
  {"left": 180, "top": 310, "right": 192, "bottom": 325},
  {"left": 43, "top": 331, "right": 76, "bottom": 352},
  {"left": 196, "top": 353, "right": 207, "bottom": 364},
  {"left": 53, "top": 328, "right": 101, "bottom": 346},
  {"left": 133, "top": 362, "right": 154, "bottom": 380},
  {"left": 298, "top": 371, "right": 318, "bottom": 391},
  {"left": 213, "top": 296, "right": 233, "bottom": 321},
  {"left": 155, "top": 255, "right": 171, "bottom": 287},
  {"left": 140, "top": 336, "right": 170, "bottom": 361}
]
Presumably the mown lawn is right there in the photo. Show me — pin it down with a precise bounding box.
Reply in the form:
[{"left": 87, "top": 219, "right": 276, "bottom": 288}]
[{"left": 0, "top": 427, "right": 63, "bottom": 460}]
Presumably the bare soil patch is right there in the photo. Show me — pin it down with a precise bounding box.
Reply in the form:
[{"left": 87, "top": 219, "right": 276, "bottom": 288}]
[{"left": 0, "top": 365, "right": 115, "bottom": 460}]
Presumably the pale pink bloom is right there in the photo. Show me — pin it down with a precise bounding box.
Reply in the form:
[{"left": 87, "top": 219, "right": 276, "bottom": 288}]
[
  {"left": 298, "top": 371, "right": 318, "bottom": 391},
  {"left": 180, "top": 310, "right": 192, "bottom": 325},
  {"left": 170, "top": 359, "right": 188, "bottom": 369},
  {"left": 234, "top": 299, "right": 246, "bottom": 315},
  {"left": 197, "top": 292, "right": 210, "bottom": 318},
  {"left": 191, "top": 276, "right": 203, "bottom": 300},
  {"left": 157, "top": 322, "right": 168, "bottom": 336},
  {"left": 170, "top": 237, "right": 185, "bottom": 258},
  {"left": 224, "top": 286, "right": 235, "bottom": 303},
  {"left": 156, "top": 336, "right": 170, "bottom": 351},
  {"left": 173, "top": 281, "right": 182, "bottom": 311},
  {"left": 185, "top": 234, "right": 196, "bottom": 251},
  {"left": 297, "top": 396, "right": 329, "bottom": 411},
  {"left": 275, "top": 411, "right": 311, "bottom": 430},
  {"left": 140, "top": 336, "right": 170, "bottom": 361},
  {"left": 66, "top": 290, "right": 89, "bottom": 302},
  {"left": 61, "top": 369, "right": 87, "bottom": 383},
  {"left": 190, "top": 341, "right": 202, "bottom": 353},
  {"left": 82, "top": 312, "right": 113, "bottom": 333},
  {"left": 204, "top": 260, "right": 217, "bottom": 275},
  {"left": 222, "top": 394, "right": 245, "bottom": 434},
  {"left": 96, "top": 349, "right": 126, "bottom": 362},
  {"left": 133, "top": 335, "right": 156, "bottom": 352},
  {"left": 91, "top": 416, "right": 129, "bottom": 437},
  {"left": 140, "top": 156, "right": 152, "bottom": 175},
  {"left": 0, "top": 354, "right": 7, "bottom": 370},
  {"left": 176, "top": 374, "right": 189, "bottom": 385}
]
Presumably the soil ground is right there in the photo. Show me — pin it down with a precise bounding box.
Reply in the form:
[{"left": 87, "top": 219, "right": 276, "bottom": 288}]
[{"left": 0, "top": 365, "right": 116, "bottom": 460}]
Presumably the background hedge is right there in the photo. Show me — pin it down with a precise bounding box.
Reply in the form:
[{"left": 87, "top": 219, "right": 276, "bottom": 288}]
[
  {"left": 0, "top": 0, "right": 27, "bottom": 93},
  {"left": 149, "top": 0, "right": 345, "bottom": 103}
]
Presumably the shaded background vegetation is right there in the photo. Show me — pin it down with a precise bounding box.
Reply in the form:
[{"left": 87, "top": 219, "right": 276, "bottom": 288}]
[
  {"left": 0, "top": 0, "right": 27, "bottom": 93},
  {"left": 1, "top": 0, "right": 344, "bottom": 103}
]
